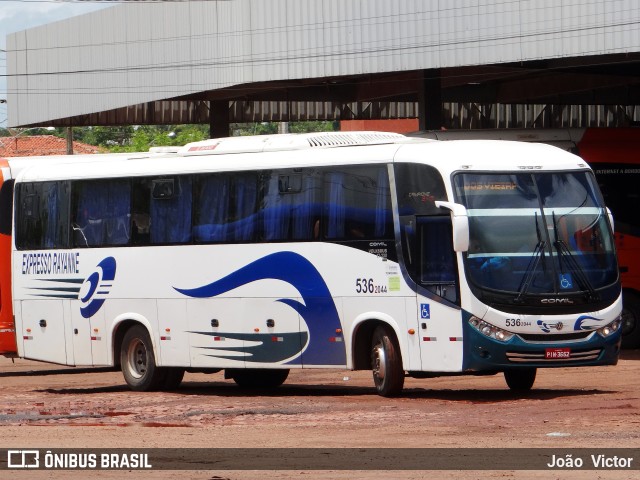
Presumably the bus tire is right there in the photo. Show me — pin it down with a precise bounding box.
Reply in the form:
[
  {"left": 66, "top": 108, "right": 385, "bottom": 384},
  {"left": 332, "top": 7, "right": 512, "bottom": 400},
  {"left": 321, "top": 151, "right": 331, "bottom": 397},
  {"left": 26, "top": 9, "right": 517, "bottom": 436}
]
[
  {"left": 120, "top": 325, "right": 166, "bottom": 391},
  {"left": 371, "top": 325, "right": 404, "bottom": 397},
  {"left": 229, "top": 368, "right": 289, "bottom": 388},
  {"left": 163, "top": 368, "right": 185, "bottom": 390},
  {"left": 504, "top": 368, "right": 536, "bottom": 391},
  {"left": 621, "top": 290, "right": 640, "bottom": 349}
]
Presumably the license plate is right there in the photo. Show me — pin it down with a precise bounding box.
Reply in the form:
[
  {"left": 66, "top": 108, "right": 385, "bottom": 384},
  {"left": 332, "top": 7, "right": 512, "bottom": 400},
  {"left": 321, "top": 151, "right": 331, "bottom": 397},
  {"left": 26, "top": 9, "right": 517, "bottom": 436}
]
[{"left": 545, "top": 347, "right": 571, "bottom": 359}]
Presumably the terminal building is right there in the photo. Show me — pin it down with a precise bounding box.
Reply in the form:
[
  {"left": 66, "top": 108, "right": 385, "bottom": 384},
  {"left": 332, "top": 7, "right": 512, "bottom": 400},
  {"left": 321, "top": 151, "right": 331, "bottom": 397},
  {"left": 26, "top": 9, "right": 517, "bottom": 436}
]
[{"left": 6, "top": 0, "right": 640, "bottom": 133}]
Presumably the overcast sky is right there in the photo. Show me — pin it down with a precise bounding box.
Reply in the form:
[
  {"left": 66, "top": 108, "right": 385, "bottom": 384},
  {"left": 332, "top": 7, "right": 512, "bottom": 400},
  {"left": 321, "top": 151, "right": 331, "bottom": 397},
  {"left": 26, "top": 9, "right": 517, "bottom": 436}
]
[{"left": 0, "top": 0, "right": 113, "bottom": 128}]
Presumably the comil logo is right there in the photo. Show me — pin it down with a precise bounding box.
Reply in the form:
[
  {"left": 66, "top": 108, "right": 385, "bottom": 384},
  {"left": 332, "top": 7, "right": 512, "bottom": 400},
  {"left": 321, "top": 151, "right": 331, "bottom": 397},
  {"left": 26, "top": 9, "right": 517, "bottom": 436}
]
[{"left": 7, "top": 450, "right": 39, "bottom": 469}]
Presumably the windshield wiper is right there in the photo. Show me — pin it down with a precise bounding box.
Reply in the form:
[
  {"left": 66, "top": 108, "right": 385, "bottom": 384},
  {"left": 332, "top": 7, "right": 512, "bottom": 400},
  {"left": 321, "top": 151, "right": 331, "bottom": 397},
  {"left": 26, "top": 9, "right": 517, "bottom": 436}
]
[
  {"left": 551, "top": 212, "right": 599, "bottom": 301},
  {"left": 515, "top": 212, "right": 546, "bottom": 303}
]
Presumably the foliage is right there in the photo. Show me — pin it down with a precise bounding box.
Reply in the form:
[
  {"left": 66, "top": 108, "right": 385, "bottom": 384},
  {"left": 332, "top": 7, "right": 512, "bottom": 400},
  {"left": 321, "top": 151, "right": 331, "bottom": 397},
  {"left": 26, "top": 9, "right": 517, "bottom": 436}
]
[
  {"left": 77, "top": 125, "right": 210, "bottom": 153},
  {"left": 1, "top": 122, "right": 338, "bottom": 152},
  {"left": 231, "top": 121, "right": 336, "bottom": 136}
]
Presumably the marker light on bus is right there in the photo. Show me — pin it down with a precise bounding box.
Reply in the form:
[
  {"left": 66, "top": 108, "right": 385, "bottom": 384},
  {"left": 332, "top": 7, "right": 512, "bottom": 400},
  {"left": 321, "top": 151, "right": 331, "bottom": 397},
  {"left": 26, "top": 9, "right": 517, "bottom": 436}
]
[
  {"left": 596, "top": 318, "right": 622, "bottom": 338},
  {"left": 468, "top": 316, "right": 514, "bottom": 343}
]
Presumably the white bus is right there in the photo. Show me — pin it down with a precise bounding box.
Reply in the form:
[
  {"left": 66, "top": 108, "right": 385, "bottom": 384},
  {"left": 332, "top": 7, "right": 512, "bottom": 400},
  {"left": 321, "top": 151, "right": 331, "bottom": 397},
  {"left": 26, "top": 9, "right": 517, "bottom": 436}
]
[
  {"left": 409, "top": 128, "right": 640, "bottom": 349},
  {"left": 0, "top": 149, "right": 180, "bottom": 356},
  {"left": 6, "top": 132, "right": 622, "bottom": 396}
]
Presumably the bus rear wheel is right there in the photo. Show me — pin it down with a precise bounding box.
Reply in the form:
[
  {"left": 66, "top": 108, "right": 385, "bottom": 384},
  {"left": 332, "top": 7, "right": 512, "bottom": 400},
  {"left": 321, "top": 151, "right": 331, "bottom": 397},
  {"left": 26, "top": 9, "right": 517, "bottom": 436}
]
[
  {"left": 228, "top": 368, "right": 289, "bottom": 388},
  {"left": 504, "top": 368, "right": 536, "bottom": 391},
  {"left": 120, "top": 325, "right": 166, "bottom": 391},
  {"left": 371, "top": 325, "right": 404, "bottom": 397}
]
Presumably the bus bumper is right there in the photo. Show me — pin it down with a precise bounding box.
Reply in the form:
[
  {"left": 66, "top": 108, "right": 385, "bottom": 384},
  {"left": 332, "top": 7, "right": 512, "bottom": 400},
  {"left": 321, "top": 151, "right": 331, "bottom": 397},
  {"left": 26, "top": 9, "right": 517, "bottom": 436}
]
[
  {"left": 461, "top": 320, "right": 621, "bottom": 371},
  {"left": 0, "top": 329, "right": 17, "bottom": 355}
]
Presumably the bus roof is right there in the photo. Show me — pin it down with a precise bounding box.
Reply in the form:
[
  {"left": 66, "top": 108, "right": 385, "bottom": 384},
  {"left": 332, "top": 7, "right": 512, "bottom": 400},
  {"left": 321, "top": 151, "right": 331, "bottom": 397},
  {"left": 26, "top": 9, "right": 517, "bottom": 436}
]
[
  {"left": 178, "top": 131, "right": 409, "bottom": 155},
  {"left": 1, "top": 150, "right": 179, "bottom": 182},
  {"left": 14, "top": 132, "right": 590, "bottom": 184}
]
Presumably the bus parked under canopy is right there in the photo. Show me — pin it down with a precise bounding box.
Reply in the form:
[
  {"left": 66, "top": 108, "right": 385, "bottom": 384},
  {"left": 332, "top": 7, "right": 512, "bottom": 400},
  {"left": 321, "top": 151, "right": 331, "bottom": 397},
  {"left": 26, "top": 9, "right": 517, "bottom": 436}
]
[{"left": 2, "top": 132, "right": 623, "bottom": 395}]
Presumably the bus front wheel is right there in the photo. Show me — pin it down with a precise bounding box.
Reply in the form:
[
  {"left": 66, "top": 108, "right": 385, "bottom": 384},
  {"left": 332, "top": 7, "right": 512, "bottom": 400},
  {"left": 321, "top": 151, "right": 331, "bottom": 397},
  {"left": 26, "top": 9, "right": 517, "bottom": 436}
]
[
  {"left": 120, "top": 325, "right": 166, "bottom": 391},
  {"left": 504, "top": 368, "right": 536, "bottom": 391},
  {"left": 371, "top": 325, "right": 404, "bottom": 397}
]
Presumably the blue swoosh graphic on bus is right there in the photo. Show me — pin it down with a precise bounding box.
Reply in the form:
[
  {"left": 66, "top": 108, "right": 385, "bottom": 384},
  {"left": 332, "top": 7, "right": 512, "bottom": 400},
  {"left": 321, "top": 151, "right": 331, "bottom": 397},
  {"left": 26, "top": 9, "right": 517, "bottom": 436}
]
[
  {"left": 174, "top": 251, "right": 346, "bottom": 365},
  {"left": 80, "top": 256, "right": 117, "bottom": 318},
  {"left": 573, "top": 315, "right": 604, "bottom": 331},
  {"left": 195, "top": 331, "right": 310, "bottom": 364}
]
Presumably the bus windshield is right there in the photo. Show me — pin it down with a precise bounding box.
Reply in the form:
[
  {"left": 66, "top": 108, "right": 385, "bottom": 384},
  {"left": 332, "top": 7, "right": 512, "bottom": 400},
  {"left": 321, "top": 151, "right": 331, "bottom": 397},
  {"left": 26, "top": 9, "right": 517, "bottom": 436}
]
[{"left": 453, "top": 171, "right": 618, "bottom": 305}]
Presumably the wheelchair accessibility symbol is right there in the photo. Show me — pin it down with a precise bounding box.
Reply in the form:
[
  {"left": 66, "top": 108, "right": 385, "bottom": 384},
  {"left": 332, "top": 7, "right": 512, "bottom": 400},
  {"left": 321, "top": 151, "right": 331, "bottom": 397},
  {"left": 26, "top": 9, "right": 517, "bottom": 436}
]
[
  {"left": 420, "top": 303, "right": 430, "bottom": 319},
  {"left": 559, "top": 273, "right": 573, "bottom": 289}
]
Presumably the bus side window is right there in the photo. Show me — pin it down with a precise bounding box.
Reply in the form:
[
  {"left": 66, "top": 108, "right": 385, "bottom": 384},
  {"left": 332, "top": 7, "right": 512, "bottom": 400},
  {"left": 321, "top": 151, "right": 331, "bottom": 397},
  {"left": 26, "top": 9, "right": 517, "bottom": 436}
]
[
  {"left": 324, "top": 166, "right": 393, "bottom": 241},
  {"left": 232, "top": 173, "right": 259, "bottom": 242},
  {"left": 193, "top": 173, "right": 259, "bottom": 244},
  {"left": 261, "top": 169, "right": 320, "bottom": 242},
  {"left": 16, "top": 185, "right": 42, "bottom": 249},
  {"left": 419, "top": 216, "right": 459, "bottom": 304},
  {"left": 149, "top": 176, "right": 192, "bottom": 245},
  {"left": 194, "top": 174, "right": 232, "bottom": 243},
  {"left": 72, "top": 180, "right": 131, "bottom": 247},
  {"left": 131, "top": 178, "right": 151, "bottom": 246},
  {"left": 290, "top": 171, "right": 321, "bottom": 241},
  {"left": 262, "top": 171, "right": 293, "bottom": 241},
  {"left": 0, "top": 180, "right": 15, "bottom": 237},
  {"left": 394, "top": 163, "right": 450, "bottom": 299},
  {"left": 16, "top": 181, "right": 70, "bottom": 250}
]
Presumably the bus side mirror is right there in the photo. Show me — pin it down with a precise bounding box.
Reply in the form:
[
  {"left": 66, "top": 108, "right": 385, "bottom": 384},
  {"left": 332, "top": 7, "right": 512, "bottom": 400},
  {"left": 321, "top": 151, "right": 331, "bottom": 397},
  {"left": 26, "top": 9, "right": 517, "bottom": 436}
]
[{"left": 435, "top": 201, "right": 469, "bottom": 252}]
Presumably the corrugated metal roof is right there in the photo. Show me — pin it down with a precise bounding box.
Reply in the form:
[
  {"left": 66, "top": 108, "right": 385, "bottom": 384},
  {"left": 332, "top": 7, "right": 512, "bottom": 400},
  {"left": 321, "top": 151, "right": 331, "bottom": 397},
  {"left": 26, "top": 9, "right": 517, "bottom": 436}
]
[{"left": 6, "top": 0, "right": 640, "bottom": 127}]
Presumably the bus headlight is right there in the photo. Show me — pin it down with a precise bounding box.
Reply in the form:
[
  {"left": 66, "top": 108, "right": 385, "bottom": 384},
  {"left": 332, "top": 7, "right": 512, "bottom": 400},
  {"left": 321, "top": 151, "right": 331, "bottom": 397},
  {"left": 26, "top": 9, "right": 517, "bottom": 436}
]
[
  {"left": 469, "top": 316, "right": 514, "bottom": 343},
  {"left": 596, "top": 317, "right": 622, "bottom": 338}
]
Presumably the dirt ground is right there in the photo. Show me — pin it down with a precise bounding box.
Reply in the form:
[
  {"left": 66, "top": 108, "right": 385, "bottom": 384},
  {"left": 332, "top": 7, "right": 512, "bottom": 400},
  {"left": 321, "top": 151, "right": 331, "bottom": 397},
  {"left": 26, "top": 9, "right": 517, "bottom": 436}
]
[{"left": 0, "top": 350, "right": 639, "bottom": 480}]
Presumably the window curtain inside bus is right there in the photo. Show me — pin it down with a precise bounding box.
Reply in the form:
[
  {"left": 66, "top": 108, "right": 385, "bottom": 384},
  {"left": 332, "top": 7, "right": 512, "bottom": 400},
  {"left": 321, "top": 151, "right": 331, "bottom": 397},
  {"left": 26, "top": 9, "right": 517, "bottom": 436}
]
[
  {"left": 194, "top": 175, "right": 230, "bottom": 242},
  {"left": 326, "top": 172, "right": 345, "bottom": 239},
  {"left": 44, "top": 182, "right": 69, "bottom": 248},
  {"left": 150, "top": 177, "right": 192, "bottom": 244},
  {"left": 16, "top": 181, "right": 67, "bottom": 249},
  {"left": 262, "top": 173, "right": 293, "bottom": 241},
  {"left": 375, "top": 167, "right": 391, "bottom": 237},
  {"left": 292, "top": 172, "right": 321, "bottom": 240},
  {"left": 325, "top": 167, "right": 392, "bottom": 240},
  {"left": 74, "top": 180, "right": 131, "bottom": 247},
  {"left": 233, "top": 174, "right": 258, "bottom": 242}
]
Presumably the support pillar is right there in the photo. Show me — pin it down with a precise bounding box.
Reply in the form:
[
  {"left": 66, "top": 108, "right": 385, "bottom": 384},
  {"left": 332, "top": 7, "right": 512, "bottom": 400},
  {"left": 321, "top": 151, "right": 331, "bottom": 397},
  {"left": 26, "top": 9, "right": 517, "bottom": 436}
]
[
  {"left": 66, "top": 126, "right": 74, "bottom": 154},
  {"left": 418, "top": 69, "right": 443, "bottom": 131},
  {"left": 209, "top": 100, "right": 230, "bottom": 139}
]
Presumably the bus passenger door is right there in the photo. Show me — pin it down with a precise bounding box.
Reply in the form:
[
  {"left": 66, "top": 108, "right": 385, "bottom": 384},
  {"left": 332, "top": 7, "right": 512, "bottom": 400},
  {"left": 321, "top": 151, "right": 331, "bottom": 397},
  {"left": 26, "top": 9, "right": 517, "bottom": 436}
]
[
  {"left": 20, "top": 300, "right": 68, "bottom": 365},
  {"left": 416, "top": 296, "right": 464, "bottom": 371},
  {"left": 415, "top": 216, "right": 464, "bottom": 372}
]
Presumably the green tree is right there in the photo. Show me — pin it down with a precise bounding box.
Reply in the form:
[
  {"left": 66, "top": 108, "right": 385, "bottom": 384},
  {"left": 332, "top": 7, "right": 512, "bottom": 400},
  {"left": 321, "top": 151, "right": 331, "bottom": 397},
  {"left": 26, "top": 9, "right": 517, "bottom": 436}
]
[
  {"left": 230, "top": 121, "right": 335, "bottom": 136},
  {"left": 3, "top": 122, "right": 338, "bottom": 152},
  {"left": 289, "top": 121, "right": 337, "bottom": 133}
]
